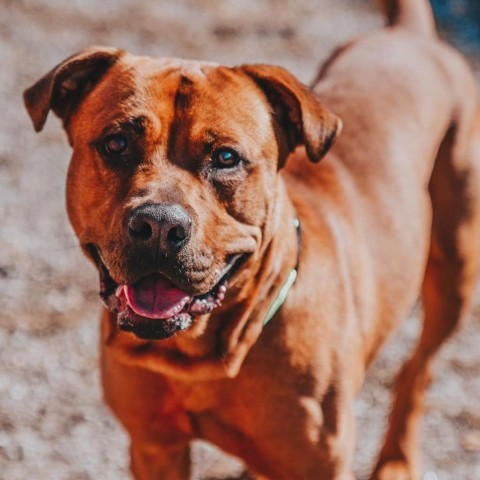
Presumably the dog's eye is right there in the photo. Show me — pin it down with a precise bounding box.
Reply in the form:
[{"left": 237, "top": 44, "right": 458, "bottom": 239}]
[
  {"left": 104, "top": 133, "right": 128, "bottom": 155},
  {"left": 212, "top": 148, "right": 241, "bottom": 169}
]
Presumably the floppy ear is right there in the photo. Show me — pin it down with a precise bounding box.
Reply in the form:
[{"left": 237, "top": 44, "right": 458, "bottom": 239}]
[
  {"left": 23, "top": 46, "right": 123, "bottom": 132},
  {"left": 238, "top": 64, "right": 342, "bottom": 163}
]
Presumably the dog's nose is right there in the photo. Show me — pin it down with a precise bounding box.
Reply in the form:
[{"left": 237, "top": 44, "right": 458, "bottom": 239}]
[{"left": 128, "top": 203, "right": 192, "bottom": 254}]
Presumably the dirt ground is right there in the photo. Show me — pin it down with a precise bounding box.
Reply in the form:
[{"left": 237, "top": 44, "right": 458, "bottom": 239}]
[{"left": 1, "top": 0, "right": 480, "bottom": 479}]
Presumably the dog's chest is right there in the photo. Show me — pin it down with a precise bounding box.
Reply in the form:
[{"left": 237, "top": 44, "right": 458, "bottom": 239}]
[{"left": 169, "top": 380, "right": 224, "bottom": 413}]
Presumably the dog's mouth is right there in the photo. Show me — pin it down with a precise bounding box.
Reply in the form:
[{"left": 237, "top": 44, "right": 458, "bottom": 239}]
[{"left": 88, "top": 245, "right": 246, "bottom": 339}]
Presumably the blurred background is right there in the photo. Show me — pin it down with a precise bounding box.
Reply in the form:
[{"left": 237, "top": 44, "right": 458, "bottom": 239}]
[
  {"left": 0, "top": 0, "right": 479, "bottom": 479},
  {"left": 432, "top": 0, "right": 480, "bottom": 55}
]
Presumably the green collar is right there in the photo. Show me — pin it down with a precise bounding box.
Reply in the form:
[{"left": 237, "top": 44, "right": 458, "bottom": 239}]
[{"left": 262, "top": 217, "right": 301, "bottom": 327}]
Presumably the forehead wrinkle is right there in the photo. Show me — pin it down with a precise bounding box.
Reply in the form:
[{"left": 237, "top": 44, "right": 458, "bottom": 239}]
[
  {"left": 146, "top": 63, "right": 273, "bottom": 164},
  {"left": 187, "top": 72, "right": 273, "bottom": 147},
  {"left": 165, "top": 73, "right": 196, "bottom": 164}
]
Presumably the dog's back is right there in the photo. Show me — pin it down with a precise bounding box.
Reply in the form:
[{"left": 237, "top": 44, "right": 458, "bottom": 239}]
[{"left": 295, "top": 1, "right": 480, "bottom": 478}]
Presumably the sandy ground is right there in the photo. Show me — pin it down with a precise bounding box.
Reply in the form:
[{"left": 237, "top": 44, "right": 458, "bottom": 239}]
[{"left": 1, "top": 0, "right": 480, "bottom": 479}]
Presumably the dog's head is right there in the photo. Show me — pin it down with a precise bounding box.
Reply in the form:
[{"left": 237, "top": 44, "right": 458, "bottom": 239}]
[{"left": 24, "top": 47, "right": 341, "bottom": 340}]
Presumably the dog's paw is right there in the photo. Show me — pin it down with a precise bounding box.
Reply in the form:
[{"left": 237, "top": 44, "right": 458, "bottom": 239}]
[{"left": 371, "top": 460, "right": 413, "bottom": 480}]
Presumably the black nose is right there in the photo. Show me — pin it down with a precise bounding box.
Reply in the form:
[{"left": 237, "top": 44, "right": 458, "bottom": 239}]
[{"left": 128, "top": 203, "right": 192, "bottom": 255}]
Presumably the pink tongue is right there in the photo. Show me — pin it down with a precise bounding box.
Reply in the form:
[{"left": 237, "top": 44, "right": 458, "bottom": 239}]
[{"left": 122, "top": 274, "right": 193, "bottom": 320}]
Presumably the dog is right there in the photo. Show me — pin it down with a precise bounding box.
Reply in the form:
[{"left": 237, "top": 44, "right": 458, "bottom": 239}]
[{"left": 23, "top": 0, "right": 480, "bottom": 478}]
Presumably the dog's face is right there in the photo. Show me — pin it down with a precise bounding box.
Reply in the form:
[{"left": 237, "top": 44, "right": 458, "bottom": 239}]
[{"left": 24, "top": 47, "right": 340, "bottom": 340}]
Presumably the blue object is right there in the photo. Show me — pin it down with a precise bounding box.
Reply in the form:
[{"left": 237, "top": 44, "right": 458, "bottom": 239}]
[{"left": 431, "top": 0, "right": 480, "bottom": 53}]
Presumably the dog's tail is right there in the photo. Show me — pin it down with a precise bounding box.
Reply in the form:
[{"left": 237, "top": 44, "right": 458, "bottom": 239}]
[{"left": 377, "top": 0, "right": 436, "bottom": 37}]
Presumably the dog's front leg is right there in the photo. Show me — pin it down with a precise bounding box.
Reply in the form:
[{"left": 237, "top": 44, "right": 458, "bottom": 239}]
[
  {"left": 101, "top": 313, "right": 195, "bottom": 480},
  {"left": 130, "top": 439, "right": 191, "bottom": 480}
]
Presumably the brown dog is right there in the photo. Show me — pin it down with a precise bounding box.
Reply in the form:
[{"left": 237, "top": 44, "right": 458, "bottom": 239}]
[{"left": 23, "top": 0, "right": 480, "bottom": 478}]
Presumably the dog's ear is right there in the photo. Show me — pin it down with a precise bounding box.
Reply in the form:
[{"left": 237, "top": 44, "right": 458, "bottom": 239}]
[
  {"left": 239, "top": 64, "right": 342, "bottom": 163},
  {"left": 23, "top": 46, "right": 123, "bottom": 132}
]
